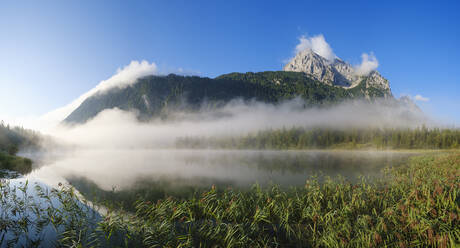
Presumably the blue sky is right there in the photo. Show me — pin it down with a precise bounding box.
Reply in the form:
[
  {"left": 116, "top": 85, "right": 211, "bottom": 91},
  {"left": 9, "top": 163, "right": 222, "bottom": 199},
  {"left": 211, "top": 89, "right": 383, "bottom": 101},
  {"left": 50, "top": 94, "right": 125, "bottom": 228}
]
[{"left": 1, "top": 0, "right": 459, "bottom": 125}]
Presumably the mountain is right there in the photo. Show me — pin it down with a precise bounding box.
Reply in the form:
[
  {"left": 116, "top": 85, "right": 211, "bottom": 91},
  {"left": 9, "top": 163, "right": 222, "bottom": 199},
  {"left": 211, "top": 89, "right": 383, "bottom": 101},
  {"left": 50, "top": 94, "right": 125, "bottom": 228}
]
[
  {"left": 63, "top": 70, "right": 392, "bottom": 124},
  {"left": 283, "top": 49, "right": 391, "bottom": 97},
  {"left": 62, "top": 49, "right": 397, "bottom": 124}
]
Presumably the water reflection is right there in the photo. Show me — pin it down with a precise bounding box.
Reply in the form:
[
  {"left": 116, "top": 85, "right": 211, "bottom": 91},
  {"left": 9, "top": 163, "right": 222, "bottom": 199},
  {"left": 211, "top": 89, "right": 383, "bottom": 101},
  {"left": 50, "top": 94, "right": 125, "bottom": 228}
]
[
  {"left": 22, "top": 149, "right": 418, "bottom": 209},
  {"left": 29, "top": 150, "right": 417, "bottom": 190}
]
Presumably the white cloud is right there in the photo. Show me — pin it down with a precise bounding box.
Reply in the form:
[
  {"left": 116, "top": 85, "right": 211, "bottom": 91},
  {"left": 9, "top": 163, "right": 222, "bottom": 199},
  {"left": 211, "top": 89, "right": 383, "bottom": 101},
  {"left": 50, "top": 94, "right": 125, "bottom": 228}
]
[
  {"left": 37, "top": 60, "right": 157, "bottom": 131},
  {"left": 292, "top": 35, "right": 379, "bottom": 76},
  {"left": 414, "top": 94, "right": 430, "bottom": 102},
  {"left": 354, "top": 52, "right": 379, "bottom": 76},
  {"left": 400, "top": 94, "right": 430, "bottom": 103},
  {"left": 49, "top": 98, "right": 431, "bottom": 151},
  {"left": 35, "top": 98, "right": 433, "bottom": 190},
  {"left": 92, "top": 60, "right": 158, "bottom": 93},
  {"left": 295, "top": 34, "right": 336, "bottom": 61}
]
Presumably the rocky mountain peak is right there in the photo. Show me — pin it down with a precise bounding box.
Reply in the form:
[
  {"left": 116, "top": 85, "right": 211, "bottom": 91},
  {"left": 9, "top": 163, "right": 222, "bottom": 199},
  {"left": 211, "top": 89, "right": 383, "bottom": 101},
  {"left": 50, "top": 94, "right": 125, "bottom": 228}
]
[
  {"left": 283, "top": 49, "right": 336, "bottom": 85},
  {"left": 283, "top": 49, "right": 392, "bottom": 97}
]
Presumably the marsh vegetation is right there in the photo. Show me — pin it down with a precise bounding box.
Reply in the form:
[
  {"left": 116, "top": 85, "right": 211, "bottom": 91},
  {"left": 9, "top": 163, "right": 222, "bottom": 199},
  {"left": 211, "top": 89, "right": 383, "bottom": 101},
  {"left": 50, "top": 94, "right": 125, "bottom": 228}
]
[
  {"left": 0, "top": 152, "right": 458, "bottom": 247},
  {"left": 0, "top": 122, "right": 458, "bottom": 247}
]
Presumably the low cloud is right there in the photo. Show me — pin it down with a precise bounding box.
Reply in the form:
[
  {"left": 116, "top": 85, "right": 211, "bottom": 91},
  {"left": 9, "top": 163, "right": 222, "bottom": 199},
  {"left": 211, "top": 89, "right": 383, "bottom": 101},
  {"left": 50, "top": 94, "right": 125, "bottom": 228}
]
[
  {"left": 29, "top": 61, "right": 434, "bottom": 191},
  {"left": 354, "top": 53, "right": 379, "bottom": 76},
  {"left": 48, "top": 98, "right": 431, "bottom": 150},
  {"left": 401, "top": 94, "right": 430, "bottom": 103},
  {"left": 295, "top": 34, "right": 336, "bottom": 62},
  {"left": 30, "top": 96, "right": 432, "bottom": 188},
  {"left": 414, "top": 94, "right": 430, "bottom": 102},
  {"left": 37, "top": 60, "right": 157, "bottom": 131}
]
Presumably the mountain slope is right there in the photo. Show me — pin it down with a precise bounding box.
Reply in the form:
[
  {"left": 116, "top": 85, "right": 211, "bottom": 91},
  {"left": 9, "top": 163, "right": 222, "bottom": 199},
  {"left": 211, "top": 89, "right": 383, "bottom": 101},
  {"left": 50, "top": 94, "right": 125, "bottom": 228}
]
[{"left": 63, "top": 71, "right": 392, "bottom": 124}]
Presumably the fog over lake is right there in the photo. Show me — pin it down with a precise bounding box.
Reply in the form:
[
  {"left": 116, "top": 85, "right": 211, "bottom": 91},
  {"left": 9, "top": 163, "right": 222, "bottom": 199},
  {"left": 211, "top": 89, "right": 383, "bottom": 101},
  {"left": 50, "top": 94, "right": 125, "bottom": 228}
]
[{"left": 25, "top": 149, "right": 418, "bottom": 194}]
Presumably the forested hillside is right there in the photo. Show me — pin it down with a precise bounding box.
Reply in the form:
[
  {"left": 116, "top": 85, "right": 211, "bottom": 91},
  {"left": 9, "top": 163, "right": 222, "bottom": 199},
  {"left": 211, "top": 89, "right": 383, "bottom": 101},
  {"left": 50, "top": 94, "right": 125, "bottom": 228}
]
[{"left": 64, "top": 71, "right": 391, "bottom": 124}]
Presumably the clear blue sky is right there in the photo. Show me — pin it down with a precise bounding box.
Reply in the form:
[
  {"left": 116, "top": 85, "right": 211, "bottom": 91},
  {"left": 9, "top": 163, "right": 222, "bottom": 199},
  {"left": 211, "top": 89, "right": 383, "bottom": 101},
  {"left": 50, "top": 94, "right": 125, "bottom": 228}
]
[{"left": 1, "top": 0, "right": 459, "bottom": 125}]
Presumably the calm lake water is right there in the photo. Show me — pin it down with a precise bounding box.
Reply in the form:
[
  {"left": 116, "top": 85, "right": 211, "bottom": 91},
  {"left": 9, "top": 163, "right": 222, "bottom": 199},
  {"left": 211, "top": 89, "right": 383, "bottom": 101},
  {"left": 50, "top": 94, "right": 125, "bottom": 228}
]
[
  {"left": 1, "top": 149, "right": 420, "bottom": 246},
  {"left": 21, "top": 149, "right": 419, "bottom": 205}
]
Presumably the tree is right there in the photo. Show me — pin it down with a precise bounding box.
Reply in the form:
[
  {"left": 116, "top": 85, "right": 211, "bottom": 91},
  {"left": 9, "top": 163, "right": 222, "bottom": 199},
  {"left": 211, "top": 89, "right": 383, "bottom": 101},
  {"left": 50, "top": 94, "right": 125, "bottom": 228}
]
[{"left": 7, "top": 145, "right": 19, "bottom": 156}]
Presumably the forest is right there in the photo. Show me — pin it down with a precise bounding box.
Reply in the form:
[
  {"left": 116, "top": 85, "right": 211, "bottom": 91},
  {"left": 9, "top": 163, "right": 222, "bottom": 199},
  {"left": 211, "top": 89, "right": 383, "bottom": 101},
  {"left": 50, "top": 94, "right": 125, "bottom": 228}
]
[
  {"left": 0, "top": 122, "right": 40, "bottom": 174},
  {"left": 176, "top": 126, "right": 460, "bottom": 150},
  {"left": 0, "top": 121, "right": 41, "bottom": 154},
  {"left": 64, "top": 71, "right": 390, "bottom": 124}
]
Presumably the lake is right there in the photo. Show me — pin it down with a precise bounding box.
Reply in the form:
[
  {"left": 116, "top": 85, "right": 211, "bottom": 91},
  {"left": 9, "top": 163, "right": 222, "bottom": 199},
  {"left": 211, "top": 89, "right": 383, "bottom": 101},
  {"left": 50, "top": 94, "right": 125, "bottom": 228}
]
[
  {"left": 1, "top": 149, "right": 420, "bottom": 246},
  {"left": 21, "top": 149, "right": 419, "bottom": 208}
]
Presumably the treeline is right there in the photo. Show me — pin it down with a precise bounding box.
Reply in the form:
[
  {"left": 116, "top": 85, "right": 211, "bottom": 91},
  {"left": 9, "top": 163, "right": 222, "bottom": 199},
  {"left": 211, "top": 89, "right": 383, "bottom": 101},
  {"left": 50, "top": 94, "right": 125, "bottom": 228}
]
[
  {"left": 176, "top": 127, "right": 460, "bottom": 150},
  {"left": 0, "top": 121, "right": 41, "bottom": 155}
]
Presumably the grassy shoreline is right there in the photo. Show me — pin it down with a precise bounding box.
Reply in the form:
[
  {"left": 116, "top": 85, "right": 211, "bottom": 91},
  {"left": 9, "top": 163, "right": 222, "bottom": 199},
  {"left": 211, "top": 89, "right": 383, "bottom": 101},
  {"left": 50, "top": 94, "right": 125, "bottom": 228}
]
[
  {"left": 1, "top": 151, "right": 459, "bottom": 247},
  {"left": 97, "top": 151, "right": 459, "bottom": 247},
  {"left": 0, "top": 151, "right": 32, "bottom": 175}
]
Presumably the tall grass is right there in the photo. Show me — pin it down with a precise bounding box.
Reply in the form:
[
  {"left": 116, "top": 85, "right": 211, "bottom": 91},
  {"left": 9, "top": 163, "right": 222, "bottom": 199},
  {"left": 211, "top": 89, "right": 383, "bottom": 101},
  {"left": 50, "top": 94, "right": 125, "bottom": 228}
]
[{"left": 1, "top": 152, "right": 459, "bottom": 247}]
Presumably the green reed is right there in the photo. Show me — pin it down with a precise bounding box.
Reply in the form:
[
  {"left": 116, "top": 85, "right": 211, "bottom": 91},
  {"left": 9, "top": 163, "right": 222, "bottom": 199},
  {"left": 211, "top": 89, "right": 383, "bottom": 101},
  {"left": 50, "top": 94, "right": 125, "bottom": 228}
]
[{"left": 1, "top": 152, "right": 459, "bottom": 247}]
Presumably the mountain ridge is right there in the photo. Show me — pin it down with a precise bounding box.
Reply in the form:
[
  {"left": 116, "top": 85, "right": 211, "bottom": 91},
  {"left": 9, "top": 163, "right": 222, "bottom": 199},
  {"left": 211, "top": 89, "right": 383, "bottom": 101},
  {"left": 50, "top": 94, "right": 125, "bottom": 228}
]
[
  {"left": 63, "top": 70, "right": 394, "bottom": 124},
  {"left": 62, "top": 49, "right": 397, "bottom": 124}
]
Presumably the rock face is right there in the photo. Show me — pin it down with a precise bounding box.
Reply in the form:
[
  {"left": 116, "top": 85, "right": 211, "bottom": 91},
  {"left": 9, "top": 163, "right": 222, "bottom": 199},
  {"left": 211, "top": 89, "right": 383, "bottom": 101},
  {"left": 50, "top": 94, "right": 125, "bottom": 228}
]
[
  {"left": 283, "top": 50, "right": 337, "bottom": 85},
  {"left": 283, "top": 49, "right": 392, "bottom": 97}
]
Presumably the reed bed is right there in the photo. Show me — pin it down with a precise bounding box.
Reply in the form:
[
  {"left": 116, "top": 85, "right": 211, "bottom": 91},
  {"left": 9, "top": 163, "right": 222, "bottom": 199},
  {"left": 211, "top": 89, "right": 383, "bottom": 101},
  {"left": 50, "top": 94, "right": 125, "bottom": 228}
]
[{"left": 1, "top": 152, "right": 459, "bottom": 247}]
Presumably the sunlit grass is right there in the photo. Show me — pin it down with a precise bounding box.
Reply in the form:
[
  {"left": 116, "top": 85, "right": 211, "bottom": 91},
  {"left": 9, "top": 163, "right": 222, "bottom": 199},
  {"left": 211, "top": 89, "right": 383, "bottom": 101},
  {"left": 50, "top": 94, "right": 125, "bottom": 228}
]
[{"left": 1, "top": 152, "right": 459, "bottom": 247}]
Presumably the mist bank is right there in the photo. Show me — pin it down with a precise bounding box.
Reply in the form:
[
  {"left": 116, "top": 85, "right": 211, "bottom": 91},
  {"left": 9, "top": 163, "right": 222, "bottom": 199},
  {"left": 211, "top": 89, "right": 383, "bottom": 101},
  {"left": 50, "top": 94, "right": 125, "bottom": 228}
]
[
  {"left": 23, "top": 96, "right": 437, "bottom": 197},
  {"left": 26, "top": 149, "right": 416, "bottom": 192},
  {"left": 49, "top": 97, "right": 435, "bottom": 150}
]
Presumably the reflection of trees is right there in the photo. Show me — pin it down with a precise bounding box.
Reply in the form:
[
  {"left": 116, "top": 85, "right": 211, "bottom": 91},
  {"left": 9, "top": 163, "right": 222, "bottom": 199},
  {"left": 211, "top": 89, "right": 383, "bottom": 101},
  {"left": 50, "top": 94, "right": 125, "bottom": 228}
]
[
  {"left": 67, "top": 175, "right": 238, "bottom": 211},
  {"left": 67, "top": 151, "right": 414, "bottom": 211},
  {"left": 178, "top": 150, "right": 413, "bottom": 174}
]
